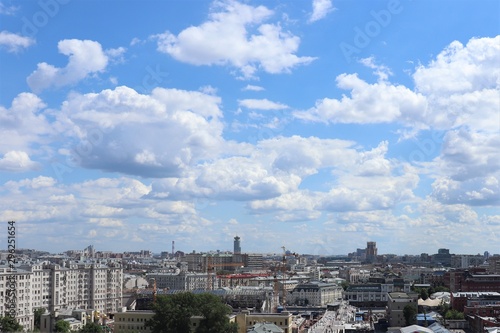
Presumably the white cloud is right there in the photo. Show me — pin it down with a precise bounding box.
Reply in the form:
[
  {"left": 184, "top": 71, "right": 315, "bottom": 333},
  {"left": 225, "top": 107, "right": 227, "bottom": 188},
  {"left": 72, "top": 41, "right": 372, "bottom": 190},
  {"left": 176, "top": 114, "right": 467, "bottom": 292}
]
[
  {"left": 54, "top": 86, "right": 224, "bottom": 177},
  {"left": 359, "top": 56, "right": 392, "bottom": 81},
  {"left": 0, "top": 92, "right": 51, "bottom": 153},
  {"left": 0, "top": 175, "right": 217, "bottom": 250},
  {"left": 0, "top": 30, "right": 34, "bottom": 52},
  {"left": 414, "top": 36, "right": 500, "bottom": 96},
  {"left": 308, "top": 0, "right": 334, "bottom": 23},
  {"left": 27, "top": 39, "right": 109, "bottom": 93},
  {"left": 153, "top": 0, "right": 315, "bottom": 79},
  {"left": 0, "top": 151, "right": 40, "bottom": 172},
  {"left": 242, "top": 84, "right": 265, "bottom": 91},
  {"left": 295, "top": 36, "right": 500, "bottom": 134},
  {"left": 429, "top": 129, "right": 500, "bottom": 206},
  {"left": 238, "top": 98, "right": 288, "bottom": 110},
  {"left": 294, "top": 73, "right": 427, "bottom": 125}
]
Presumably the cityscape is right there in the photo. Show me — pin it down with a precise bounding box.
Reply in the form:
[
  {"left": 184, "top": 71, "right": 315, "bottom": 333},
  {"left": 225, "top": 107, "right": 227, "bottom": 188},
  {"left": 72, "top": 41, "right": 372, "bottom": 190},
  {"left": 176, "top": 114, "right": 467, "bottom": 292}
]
[
  {"left": 0, "top": 238, "right": 499, "bottom": 332},
  {"left": 1, "top": 0, "right": 499, "bottom": 332}
]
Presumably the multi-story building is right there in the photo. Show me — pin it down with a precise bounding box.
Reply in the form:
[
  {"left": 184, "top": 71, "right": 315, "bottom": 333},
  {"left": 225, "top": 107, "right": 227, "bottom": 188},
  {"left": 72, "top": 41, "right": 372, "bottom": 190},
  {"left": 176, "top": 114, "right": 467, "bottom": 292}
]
[
  {"left": 451, "top": 292, "right": 500, "bottom": 312},
  {"left": 345, "top": 281, "right": 412, "bottom": 307},
  {"left": 147, "top": 271, "right": 213, "bottom": 291},
  {"left": 433, "top": 249, "right": 452, "bottom": 267},
  {"left": 0, "top": 260, "right": 123, "bottom": 331},
  {"left": 0, "top": 266, "right": 34, "bottom": 330},
  {"left": 113, "top": 309, "right": 238, "bottom": 333},
  {"left": 488, "top": 255, "right": 500, "bottom": 274},
  {"left": 243, "top": 254, "right": 264, "bottom": 271},
  {"left": 444, "top": 269, "right": 500, "bottom": 292},
  {"left": 366, "top": 242, "right": 378, "bottom": 263},
  {"left": 387, "top": 292, "right": 418, "bottom": 328},
  {"left": 236, "top": 310, "right": 293, "bottom": 333},
  {"left": 113, "top": 310, "right": 153, "bottom": 333},
  {"left": 451, "top": 255, "right": 486, "bottom": 268},
  {"left": 287, "top": 282, "right": 342, "bottom": 306}
]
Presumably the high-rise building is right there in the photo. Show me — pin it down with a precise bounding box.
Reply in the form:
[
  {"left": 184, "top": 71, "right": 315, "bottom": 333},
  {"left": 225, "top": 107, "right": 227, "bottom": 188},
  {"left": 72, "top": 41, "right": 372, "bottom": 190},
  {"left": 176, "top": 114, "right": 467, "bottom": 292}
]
[
  {"left": 366, "top": 241, "right": 378, "bottom": 263},
  {"left": 0, "top": 260, "right": 123, "bottom": 330},
  {"left": 234, "top": 236, "right": 241, "bottom": 254}
]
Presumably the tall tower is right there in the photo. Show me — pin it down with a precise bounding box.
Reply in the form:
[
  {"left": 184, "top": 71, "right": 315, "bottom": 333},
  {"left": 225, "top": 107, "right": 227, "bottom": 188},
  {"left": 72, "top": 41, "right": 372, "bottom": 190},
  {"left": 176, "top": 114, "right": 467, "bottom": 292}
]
[
  {"left": 234, "top": 236, "right": 241, "bottom": 254},
  {"left": 366, "top": 241, "right": 377, "bottom": 263}
]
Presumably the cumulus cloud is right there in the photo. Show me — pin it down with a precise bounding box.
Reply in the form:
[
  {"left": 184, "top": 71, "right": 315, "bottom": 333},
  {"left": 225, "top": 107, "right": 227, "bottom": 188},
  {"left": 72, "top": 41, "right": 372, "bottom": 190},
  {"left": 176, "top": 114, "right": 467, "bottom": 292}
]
[
  {"left": 295, "top": 36, "right": 500, "bottom": 133},
  {"left": 153, "top": 0, "right": 315, "bottom": 79},
  {"left": 0, "top": 175, "right": 215, "bottom": 250},
  {"left": 238, "top": 98, "right": 288, "bottom": 110},
  {"left": 0, "top": 31, "right": 34, "bottom": 52},
  {"left": 27, "top": 39, "right": 109, "bottom": 93},
  {"left": 147, "top": 136, "right": 418, "bottom": 216},
  {"left": 294, "top": 73, "right": 427, "bottom": 125},
  {"left": 54, "top": 86, "right": 224, "bottom": 177},
  {"left": 0, "top": 92, "right": 50, "bottom": 153},
  {"left": 430, "top": 129, "right": 500, "bottom": 206},
  {"left": 308, "top": 0, "right": 334, "bottom": 23},
  {"left": 0, "top": 151, "right": 39, "bottom": 172}
]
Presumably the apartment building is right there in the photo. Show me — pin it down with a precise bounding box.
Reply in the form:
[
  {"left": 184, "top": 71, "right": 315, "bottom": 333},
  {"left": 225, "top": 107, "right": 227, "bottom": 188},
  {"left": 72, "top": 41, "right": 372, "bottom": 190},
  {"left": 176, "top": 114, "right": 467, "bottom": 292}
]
[
  {"left": 0, "top": 260, "right": 123, "bottom": 331},
  {"left": 147, "top": 271, "right": 214, "bottom": 291},
  {"left": 287, "top": 282, "right": 342, "bottom": 306},
  {"left": 387, "top": 292, "right": 418, "bottom": 328},
  {"left": 0, "top": 266, "right": 34, "bottom": 330},
  {"left": 236, "top": 311, "right": 293, "bottom": 333},
  {"left": 344, "top": 281, "right": 412, "bottom": 307}
]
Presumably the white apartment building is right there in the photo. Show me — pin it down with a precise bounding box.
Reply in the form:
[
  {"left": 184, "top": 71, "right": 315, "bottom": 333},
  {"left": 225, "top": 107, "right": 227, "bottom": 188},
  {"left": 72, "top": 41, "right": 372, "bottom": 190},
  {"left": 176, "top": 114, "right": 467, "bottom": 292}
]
[
  {"left": 0, "top": 260, "right": 123, "bottom": 331},
  {"left": 0, "top": 266, "right": 34, "bottom": 330},
  {"left": 287, "top": 282, "right": 343, "bottom": 306},
  {"left": 344, "top": 282, "right": 412, "bottom": 305},
  {"left": 147, "top": 271, "right": 214, "bottom": 291}
]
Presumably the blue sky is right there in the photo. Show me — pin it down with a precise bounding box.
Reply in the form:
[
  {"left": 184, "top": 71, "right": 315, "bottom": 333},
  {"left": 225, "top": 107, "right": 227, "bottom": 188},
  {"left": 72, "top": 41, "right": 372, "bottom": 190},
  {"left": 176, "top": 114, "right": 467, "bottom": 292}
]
[{"left": 0, "top": 0, "right": 498, "bottom": 256}]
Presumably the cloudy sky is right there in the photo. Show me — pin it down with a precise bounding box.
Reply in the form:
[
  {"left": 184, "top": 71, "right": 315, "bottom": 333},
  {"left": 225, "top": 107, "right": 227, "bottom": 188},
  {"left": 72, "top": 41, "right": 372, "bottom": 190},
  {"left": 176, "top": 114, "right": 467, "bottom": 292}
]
[{"left": 0, "top": 0, "right": 498, "bottom": 256}]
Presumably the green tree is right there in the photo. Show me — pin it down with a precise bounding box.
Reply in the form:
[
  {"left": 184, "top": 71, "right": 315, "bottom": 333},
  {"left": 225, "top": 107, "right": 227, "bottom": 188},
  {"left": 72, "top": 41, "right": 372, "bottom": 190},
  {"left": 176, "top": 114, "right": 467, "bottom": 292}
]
[
  {"left": 445, "top": 309, "right": 464, "bottom": 320},
  {"left": 195, "top": 293, "right": 238, "bottom": 333},
  {"left": 79, "top": 322, "right": 104, "bottom": 333},
  {"left": 146, "top": 292, "right": 238, "bottom": 333},
  {"left": 147, "top": 292, "right": 197, "bottom": 333},
  {"left": 33, "top": 308, "right": 45, "bottom": 330},
  {"left": 403, "top": 304, "right": 417, "bottom": 326},
  {"left": 55, "top": 319, "right": 71, "bottom": 333},
  {"left": 0, "top": 316, "right": 23, "bottom": 332},
  {"left": 420, "top": 288, "right": 429, "bottom": 300}
]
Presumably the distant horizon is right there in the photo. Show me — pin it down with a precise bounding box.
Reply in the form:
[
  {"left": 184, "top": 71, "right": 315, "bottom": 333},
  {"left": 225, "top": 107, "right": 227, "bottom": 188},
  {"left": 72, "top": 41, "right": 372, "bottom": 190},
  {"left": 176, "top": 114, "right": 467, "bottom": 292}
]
[
  {"left": 1, "top": 0, "right": 498, "bottom": 256},
  {"left": 8, "top": 245, "right": 495, "bottom": 258}
]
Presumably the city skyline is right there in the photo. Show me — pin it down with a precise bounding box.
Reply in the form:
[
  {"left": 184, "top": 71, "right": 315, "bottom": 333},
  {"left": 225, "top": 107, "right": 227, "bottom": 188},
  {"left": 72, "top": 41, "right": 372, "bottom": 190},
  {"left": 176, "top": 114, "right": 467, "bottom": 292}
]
[{"left": 0, "top": 0, "right": 498, "bottom": 255}]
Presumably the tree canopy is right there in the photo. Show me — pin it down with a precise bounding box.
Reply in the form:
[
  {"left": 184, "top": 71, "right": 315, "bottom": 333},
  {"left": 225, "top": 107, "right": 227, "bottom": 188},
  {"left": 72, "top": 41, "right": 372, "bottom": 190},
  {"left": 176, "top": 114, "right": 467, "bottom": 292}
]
[
  {"left": 146, "top": 292, "right": 238, "bottom": 333},
  {"left": 0, "top": 316, "right": 23, "bottom": 332},
  {"left": 79, "top": 322, "right": 104, "bottom": 333},
  {"left": 403, "top": 304, "right": 417, "bottom": 326},
  {"left": 54, "top": 319, "right": 71, "bottom": 333},
  {"left": 33, "top": 308, "right": 46, "bottom": 330}
]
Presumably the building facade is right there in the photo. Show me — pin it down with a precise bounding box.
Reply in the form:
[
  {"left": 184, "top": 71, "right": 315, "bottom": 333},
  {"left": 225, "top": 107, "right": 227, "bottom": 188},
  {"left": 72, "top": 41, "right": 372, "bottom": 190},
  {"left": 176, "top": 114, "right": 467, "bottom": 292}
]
[
  {"left": 287, "top": 282, "right": 342, "bottom": 306},
  {"left": 387, "top": 292, "right": 418, "bottom": 328},
  {"left": 0, "top": 260, "right": 123, "bottom": 331}
]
